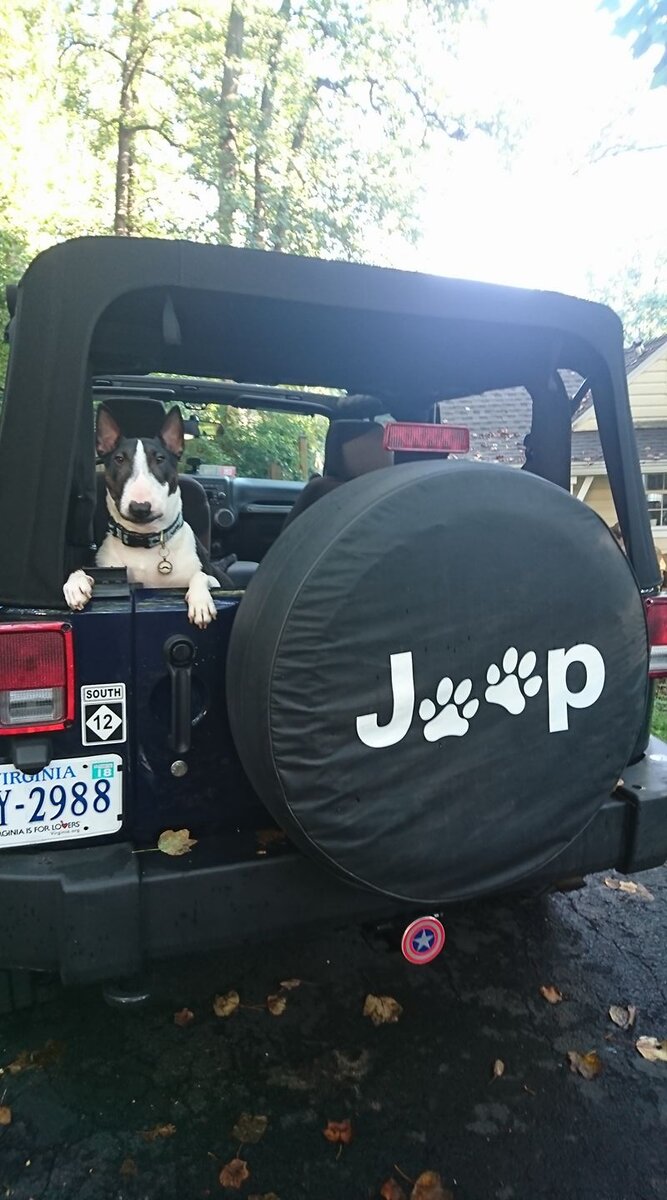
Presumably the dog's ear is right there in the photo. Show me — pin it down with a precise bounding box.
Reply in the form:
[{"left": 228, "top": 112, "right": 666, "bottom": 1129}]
[
  {"left": 96, "top": 405, "right": 122, "bottom": 456},
  {"left": 159, "top": 406, "right": 184, "bottom": 458}
]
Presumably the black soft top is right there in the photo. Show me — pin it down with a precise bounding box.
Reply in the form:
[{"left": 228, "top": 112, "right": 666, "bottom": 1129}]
[{"left": 0, "top": 236, "right": 658, "bottom": 605}]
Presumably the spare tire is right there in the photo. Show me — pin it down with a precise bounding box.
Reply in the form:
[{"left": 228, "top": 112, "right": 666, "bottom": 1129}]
[{"left": 226, "top": 461, "right": 648, "bottom": 903}]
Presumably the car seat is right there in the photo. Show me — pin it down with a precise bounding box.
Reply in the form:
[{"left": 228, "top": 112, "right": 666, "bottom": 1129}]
[{"left": 283, "top": 420, "right": 392, "bottom": 529}]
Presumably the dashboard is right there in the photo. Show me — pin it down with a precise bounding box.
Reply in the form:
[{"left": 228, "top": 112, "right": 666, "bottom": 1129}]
[{"left": 194, "top": 473, "right": 306, "bottom": 562}]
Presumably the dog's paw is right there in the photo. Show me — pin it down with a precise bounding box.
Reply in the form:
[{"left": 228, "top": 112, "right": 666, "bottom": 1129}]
[
  {"left": 186, "top": 583, "right": 217, "bottom": 629},
  {"left": 63, "top": 570, "right": 94, "bottom": 611}
]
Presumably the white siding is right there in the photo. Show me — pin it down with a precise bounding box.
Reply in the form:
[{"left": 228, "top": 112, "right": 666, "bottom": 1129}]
[
  {"left": 580, "top": 476, "right": 618, "bottom": 526},
  {"left": 574, "top": 342, "right": 667, "bottom": 432}
]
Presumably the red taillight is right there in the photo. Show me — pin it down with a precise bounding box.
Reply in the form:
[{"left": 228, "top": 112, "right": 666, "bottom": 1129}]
[
  {"left": 645, "top": 596, "right": 667, "bottom": 678},
  {"left": 0, "top": 623, "right": 75, "bottom": 735},
  {"left": 383, "top": 422, "right": 470, "bottom": 454}
]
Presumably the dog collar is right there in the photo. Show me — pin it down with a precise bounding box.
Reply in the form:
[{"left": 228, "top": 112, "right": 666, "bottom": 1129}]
[{"left": 106, "top": 512, "right": 184, "bottom": 549}]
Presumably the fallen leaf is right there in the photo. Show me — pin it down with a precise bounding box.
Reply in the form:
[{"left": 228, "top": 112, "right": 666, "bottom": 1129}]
[
  {"left": 219, "top": 1158, "right": 250, "bottom": 1189},
  {"left": 604, "top": 877, "right": 654, "bottom": 900},
  {"left": 381, "top": 1179, "right": 408, "bottom": 1200},
  {"left": 363, "top": 993, "right": 403, "bottom": 1027},
  {"left": 119, "top": 1157, "right": 138, "bottom": 1178},
  {"left": 213, "top": 990, "right": 240, "bottom": 1018},
  {"left": 0, "top": 1106, "right": 11, "bottom": 1126},
  {"left": 609, "top": 1005, "right": 637, "bottom": 1030},
  {"left": 248, "top": 1194, "right": 280, "bottom": 1200},
  {"left": 2, "top": 1052, "right": 30, "bottom": 1076},
  {"left": 141, "top": 1122, "right": 176, "bottom": 1142},
  {"left": 279, "top": 979, "right": 301, "bottom": 990},
  {"left": 491, "top": 1058, "right": 505, "bottom": 1079},
  {"left": 256, "top": 828, "right": 286, "bottom": 849},
  {"left": 157, "top": 828, "right": 197, "bottom": 857},
  {"left": 173, "top": 1007, "right": 194, "bottom": 1027},
  {"left": 624, "top": 881, "right": 654, "bottom": 900},
  {"left": 267, "top": 994, "right": 287, "bottom": 1017},
  {"left": 567, "top": 1050, "right": 602, "bottom": 1080},
  {"left": 322, "top": 1118, "right": 353, "bottom": 1145},
  {"left": 231, "top": 1113, "right": 268, "bottom": 1145},
  {"left": 410, "top": 1170, "right": 454, "bottom": 1200},
  {"left": 2, "top": 1040, "right": 64, "bottom": 1076},
  {"left": 636, "top": 1036, "right": 667, "bottom": 1063},
  {"left": 540, "top": 985, "right": 564, "bottom": 1004}
]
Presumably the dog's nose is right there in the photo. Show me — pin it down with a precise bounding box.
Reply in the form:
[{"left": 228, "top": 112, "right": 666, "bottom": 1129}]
[{"left": 128, "top": 501, "right": 152, "bottom": 520}]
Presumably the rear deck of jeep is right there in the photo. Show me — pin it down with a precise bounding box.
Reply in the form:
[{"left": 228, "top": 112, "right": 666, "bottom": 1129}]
[{"left": 1, "top": 236, "right": 667, "bottom": 987}]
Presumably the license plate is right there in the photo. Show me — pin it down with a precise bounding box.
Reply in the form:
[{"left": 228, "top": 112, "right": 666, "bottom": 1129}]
[{"left": 0, "top": 755, "right": 123, "bottom": 848}]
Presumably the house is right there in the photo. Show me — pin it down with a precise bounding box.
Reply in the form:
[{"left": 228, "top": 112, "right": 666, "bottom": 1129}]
[
  {"left": 440, "top": 336, "right": 667, "bottom": 556},
  {"left": 570, "top": 336, "right": 667, "bottom": 551}
]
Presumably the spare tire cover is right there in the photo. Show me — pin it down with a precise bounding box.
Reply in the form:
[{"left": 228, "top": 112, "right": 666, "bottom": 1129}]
[{"left": 226, "top": 461, "right": 648, "bottom": 903}]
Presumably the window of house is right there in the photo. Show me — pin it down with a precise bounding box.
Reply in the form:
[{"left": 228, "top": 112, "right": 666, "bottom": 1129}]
[{"left": 644, "top": 473, "right": 667, "bottom": 526}]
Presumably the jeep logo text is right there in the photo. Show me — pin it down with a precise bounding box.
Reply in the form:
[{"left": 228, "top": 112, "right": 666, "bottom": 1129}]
[{"left": 355, "top": 643, "right": 606, "bottom": 748}]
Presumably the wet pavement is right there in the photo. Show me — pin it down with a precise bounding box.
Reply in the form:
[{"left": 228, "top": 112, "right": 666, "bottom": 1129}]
[{"left": 0, "top": 866, "right": 666, "bottom": 1200}]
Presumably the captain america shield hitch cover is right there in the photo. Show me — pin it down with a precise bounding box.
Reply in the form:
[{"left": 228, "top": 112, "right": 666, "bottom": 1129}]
[{"left": 401, "top": 916, "right": 446, "bottom": 964}]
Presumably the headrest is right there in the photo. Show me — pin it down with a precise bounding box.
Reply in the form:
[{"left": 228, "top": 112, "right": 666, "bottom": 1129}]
[
  {"left": 100, "top": 397, "right": 167, "bottom": 438},
  {"left": 324, "top": 420, "right": 393, "bottom": 481}
]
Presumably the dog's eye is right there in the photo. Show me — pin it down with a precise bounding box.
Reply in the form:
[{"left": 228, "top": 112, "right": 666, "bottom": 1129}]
[
  {"left": 114, "top": 453, "right": 125, "bottom": 465},
  {"left": 155, "top": 454, "right": 165, "bottom": 464}
]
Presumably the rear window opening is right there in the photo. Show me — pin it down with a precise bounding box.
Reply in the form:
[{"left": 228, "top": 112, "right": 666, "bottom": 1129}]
[{"left": 68, "top": 369, "right": 588, "bottom": 587}]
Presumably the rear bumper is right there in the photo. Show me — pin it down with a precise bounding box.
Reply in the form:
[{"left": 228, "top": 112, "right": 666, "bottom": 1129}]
[
  {"left": 0, "top": 836, "right": 402, "bottom": 984},
  {"left": 1, "top": 740, "right": 666, "bottom": 985}
]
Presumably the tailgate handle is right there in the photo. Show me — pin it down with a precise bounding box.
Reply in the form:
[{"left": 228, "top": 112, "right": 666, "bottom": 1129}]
[{"left": 164, "top": 635, "right": 197, "bottom": 755}]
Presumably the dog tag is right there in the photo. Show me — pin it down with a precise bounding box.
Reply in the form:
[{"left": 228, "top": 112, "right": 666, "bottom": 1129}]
[{"left": 158, "top": 558, "right": 173, "bottom": 575}]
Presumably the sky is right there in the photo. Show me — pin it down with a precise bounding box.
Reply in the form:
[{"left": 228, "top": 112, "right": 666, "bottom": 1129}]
[{"left": 401, "top": 0, "right": 667, "bottom": 300}]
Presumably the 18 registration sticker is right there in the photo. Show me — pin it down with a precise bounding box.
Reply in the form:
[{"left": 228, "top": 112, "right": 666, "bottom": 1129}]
[{"left": 0, "top": 754, "right": 123, "bottom": 847}]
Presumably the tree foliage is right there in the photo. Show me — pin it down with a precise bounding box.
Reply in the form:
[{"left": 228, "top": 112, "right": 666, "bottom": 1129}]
[
  {"left": 0, "top": 0, "right": 506, "bottom": 455},
  {"left": 184, "top": 406, "right": 328, "bottom": 480},
  {"left": 0, "top": 0, "right": 504, "bottom": 420},
  {"left": 602, "top": 0, "right": 667, "bottom": 87},
  {"left": 167, "top": 0, "right": 499, "bottom": 258},
  {"left": 588, "top": 254, "right": 667, "bottom": 343}
]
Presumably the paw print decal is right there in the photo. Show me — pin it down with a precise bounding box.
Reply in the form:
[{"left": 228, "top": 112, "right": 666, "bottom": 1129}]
[
  {"left": 419, "top": 677, "right": 479, "bottom": 741},
  {"left": 355, "top": 643, "right": 605, "bottom": 749},
  {"left": 485, "top": 648, "right": 542, "bottom": 715}
]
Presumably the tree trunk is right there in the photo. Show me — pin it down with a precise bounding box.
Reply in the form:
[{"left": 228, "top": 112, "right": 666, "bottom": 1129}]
[
  {"left": 114, "top": 86, "right": 134, "bottom": 236},
  {"left": 216, "top": 2, "right": 244, "bottom": 245},
  {"left": 252, "top": 0, "right": 291, "bottom": 249},
  {"left": 272, "top": 89, "right": 315, "bottom": 251},
  {"left": 113, "top": 0, "right": 148, "bottom": 237}
]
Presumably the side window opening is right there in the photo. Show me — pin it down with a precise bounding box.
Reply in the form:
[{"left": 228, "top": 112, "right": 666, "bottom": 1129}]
[
  {"left": 439, "top": 386, "right": 533, "bottom": 467},
  {"left": 440, "top": 372, "right": 585, "bottom": 468}
]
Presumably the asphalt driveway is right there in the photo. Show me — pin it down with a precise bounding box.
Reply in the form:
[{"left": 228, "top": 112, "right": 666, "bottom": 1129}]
[{"left": 0, "top": 866, "right": 666, "bottom": 1200}]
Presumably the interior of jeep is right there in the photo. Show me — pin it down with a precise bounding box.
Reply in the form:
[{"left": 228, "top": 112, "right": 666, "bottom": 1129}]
[
  {"left": 92, "top": 378, "right": 411, "bottom": 586},
  {"left": 90, "top": 368, "right": 586, "bottom": 590}
]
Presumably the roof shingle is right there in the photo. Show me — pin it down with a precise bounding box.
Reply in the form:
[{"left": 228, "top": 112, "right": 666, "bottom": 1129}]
[
  {"left": 440, "top": 371, "right": 583, "bottom": 465},
  {"left": 572, "top": 427, "right": 667, "bottom": 467}
]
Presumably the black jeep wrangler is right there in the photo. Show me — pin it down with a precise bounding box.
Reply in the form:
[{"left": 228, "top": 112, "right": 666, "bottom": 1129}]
[{"left": 0, "top": 236, "right": 666, "bottom": 996}]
